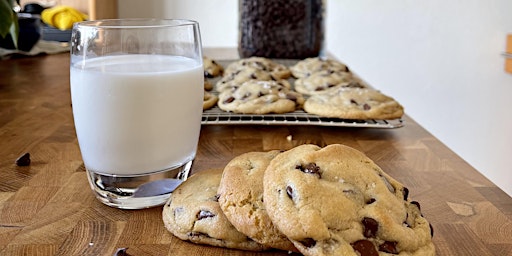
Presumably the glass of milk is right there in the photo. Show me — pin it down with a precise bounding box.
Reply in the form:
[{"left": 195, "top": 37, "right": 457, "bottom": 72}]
[{"left": 70, "top": 19, "right": 204, "bottom": 209}]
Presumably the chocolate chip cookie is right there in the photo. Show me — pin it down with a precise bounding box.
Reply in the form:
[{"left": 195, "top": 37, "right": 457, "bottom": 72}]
[
  {"left": 290, "top": 57, "right": 349, "bottom": 78},
  {"left": 217, "top": 80, "right": 304, "bottom": 114},
  {"left": 263, "top": 144, "right": 435, "bottom": 256},
  {"left": 294, "top": 70, "right": 360, "bottom": 95},
  {"left": 303, "top": 87, "right": 404, "bottom": 120},
  {"left": 216, "top": 67, "right": 276, "bottom": 92},
  {"left": 162, "top": 169, "right": 268, "bottom": 251},
  {"left": 203, "top": 56, "right": 224, "bottom": 78},
  {"left": 217, "top": 151, "right": 297, "bottom": 252},
  {"left": 224, "top": 57, "right": 292, "bottom": 79},
  {"left": 203, "top": 91, "right": 218, "bottom": 110}
]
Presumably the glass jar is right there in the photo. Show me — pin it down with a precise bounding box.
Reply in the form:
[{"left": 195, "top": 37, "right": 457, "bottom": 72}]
[{"left": 238, "top": 0, "right": 325, "bottom": 59}]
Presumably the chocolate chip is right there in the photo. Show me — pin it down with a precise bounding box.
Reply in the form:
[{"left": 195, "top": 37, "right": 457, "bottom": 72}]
[
  {"left": 257, "top": 91, "right": 264, "bottom": 97},
  {"left": 286, "top": 185, "right": 294, "bottom": 199},
  {"left": 362, "top": 217, "right": 379, "bottom": 238},
  {"left": 366, "top": 198, "right": 376, "bottom": 204},
  {"left": 295, "top": 163, "right": 321, "bottom": 178},
  {"left": 286, "top": 93, "right": 297, "bottom": 101},
  {"left": 204, "top": 71, "right": 214, "bottom": 78},
  {"left": 300, "top": 238, "right": 316, "bottom": 248},
  {"left": 188, "top": 231, "right": 211, "bottom": 238},
  {"left": 363, "top": 103, "right": 371, "bottom": 110},
  {"left": 350, "top": 99, "right": 358, "bottom": 105},
  {"left": 429, "top": 223, "right": 434, "bottom": 237},
  {"left": 379, "top": 241, "right": 398, "bottom": 254},
  {"left": 327, "top": 83, "right": 336, "bottom": 88},
  {"left": 223, "top": 97, "right": 235, "bottom": 104},
  {"left": 241, "top": 92, "right": 252, "bottom": 100},
  {"left": 211, "top": 194, "right": 220, "bottom": 202},
  {"left": 197, "top": 210, "right": 216, "bottom": 220},
  {"left": 113, "top": 247, "right": 128, "bottom": 256},
  {"left": 351, "top": 240, "right": 378, "bottom": 256},
  {"left": 250, "top": 74, "right": 258, "bottom": 79},
  {"left": 15, "top": 152, "right": 31, "bottom": 166},
  {"left": 403, "top": 187, "right": 409, "bottom": 201}
]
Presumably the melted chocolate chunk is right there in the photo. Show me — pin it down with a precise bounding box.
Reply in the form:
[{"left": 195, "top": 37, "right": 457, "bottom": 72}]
[
  {"left": 223, "top": 96, "right": 235, "bottom": 104},
  {"left": 295, "top": 163, "right": 321, "bottom": 178},
  {"left": 403, "top": 187, "right": 409, "bottom": 201},
  {"left": 362, "top": 217, "right": 379, "bottom": 238},
  {"left": 350, "top": 99, "right": 358, "bottom": 105},
  {"left": 366, "top": 198, "right": 376, "bottom": 204},
  {"left": 204, "top": 71, "right": 214, "bottom": 78},
  {"left": 250, "top": 73, "right": 258, "bottom": 79},
  {"left": 197, "top": 210, "right": 216, "bottom": 220},
  {"left": 286, "top": 93, "right": 297, "bottom": 101},
  {"left": 286, "top": 185, "right": 294, "bottom": 199},
  {"left": 379, "top": 241, "right": 398, "bottom": 254},
  {"left": 352, "top": 240, "right": 378, "bottom": 256},
  {"left": 300, "top": 238, "right": 316, "bottom": 248},
  {"left": 15, "top": 152, "right": 31, "bottom": 166},
  {"left": 363, "top": 103, "right": 371, "bottom": 110}
]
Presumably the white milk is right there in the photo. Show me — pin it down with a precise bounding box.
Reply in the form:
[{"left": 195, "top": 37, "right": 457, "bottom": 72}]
[{"left": 70, "top": 55, "right": 203, "bottom": 175}]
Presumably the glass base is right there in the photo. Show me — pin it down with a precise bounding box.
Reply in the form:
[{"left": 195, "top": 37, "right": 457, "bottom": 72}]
[{"left": 86, "top": 160, "right": 193, "bottom": 209}]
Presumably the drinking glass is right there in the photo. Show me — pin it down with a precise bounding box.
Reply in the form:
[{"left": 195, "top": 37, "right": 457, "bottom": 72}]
[{"left": 70, "top": 19, "right": 204, "bottom": 209}]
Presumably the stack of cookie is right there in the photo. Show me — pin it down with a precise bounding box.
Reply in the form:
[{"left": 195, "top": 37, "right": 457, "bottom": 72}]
[
  {"left": 290, "top": 57, "right": 404, "bottom": 120},
  {"left": 162, "top": 144, "right": 435, "bottom": 255}
]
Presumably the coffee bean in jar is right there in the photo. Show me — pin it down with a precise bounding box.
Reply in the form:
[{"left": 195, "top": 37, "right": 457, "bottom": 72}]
[{"left": 239, "top": 0, "right": 324, "bottom": 59}]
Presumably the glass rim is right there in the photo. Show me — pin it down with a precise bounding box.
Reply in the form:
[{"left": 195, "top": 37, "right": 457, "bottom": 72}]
[{"left": 74, "top": 18, "right": 199, "bottom": 29}]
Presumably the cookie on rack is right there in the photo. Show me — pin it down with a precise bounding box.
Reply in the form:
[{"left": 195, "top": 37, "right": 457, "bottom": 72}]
[
  {"left": 204, "top": 79, "right": 213, "bottom": 91},
  {"left": 294, "top": 70, "right": 360, "bottom": 95},
  {"left": 218, "top": 150, "right": 297, "bottom": 252},
  {"left": 217, "top": 80, "right": 304, "bottom": 114},
  {"left": 203, "top": 91, "right": 218, "bottom": 110},
  {"left": 216, "top": 67, "right": 275, "bottom": 92},
  {"left": 263, "top": 144, "right": 435, "bottom": 256},
  {"left": 224, "top": 57, "right": 292, "bottom": 79},
  {"left": 290, "top": 57, "right": 349, "bottom": 78},
  {"left": 203, "top": 56, "right": 224, "bottom": 78},
  {"left": 162, "top": 169, "right": 269, "bottom": 251},
  {"left": 303, "top": 87, "right": 404, "bottom": 120}
]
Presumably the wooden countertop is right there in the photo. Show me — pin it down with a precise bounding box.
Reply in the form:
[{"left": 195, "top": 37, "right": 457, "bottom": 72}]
[{"left": 1, "top": 50, "right": 511, "bottom": 256}]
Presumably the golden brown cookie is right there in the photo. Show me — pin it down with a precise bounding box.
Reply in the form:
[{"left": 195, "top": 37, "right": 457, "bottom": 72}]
[
  {"left": 217, "top": 150, "right": 297, "bottom": 252},
  {"left": 294, "top": 70, "right": 359, "bottom": 95},
  {"left": 224, "top": 57, "right": 292, "bottom": 79},
  {"left": 217, "top": 80, "right": 304, "bottom": 114},
  {"left": 203, "top": 91, "right": 218, "bottom": 110},
  {"left": 303, "top": 87, "right": 404, "bottom": 120},
  {"left": 203, "top": 56, "right": 224, "bottom": 78},
  {"left": 263, "top": 144, "right": 435, "bottom": 256},
  {"left": 290, "top": 57, "right": 349, "bottom": 78},
  {"left": 162, "top": 169, "right": 268, "bottom": 251}
]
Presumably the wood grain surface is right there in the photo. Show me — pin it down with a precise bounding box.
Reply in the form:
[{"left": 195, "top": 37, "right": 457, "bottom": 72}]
[{"left": 1, "top": 52, "right": 511, "bottom": 256}]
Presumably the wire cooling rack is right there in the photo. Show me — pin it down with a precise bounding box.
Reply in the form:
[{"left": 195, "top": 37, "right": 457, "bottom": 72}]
[{"left": 201, "top": 59, "right": 404, "bottom": 129}]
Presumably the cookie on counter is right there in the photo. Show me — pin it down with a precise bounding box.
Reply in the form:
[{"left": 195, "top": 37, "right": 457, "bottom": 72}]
[
  {"left": 215, "top": 67, "right": 276, "bottom": 92},
  {"left": 224, "top": 57, "right": 292, "bottom": 79},
  {"left": 203, "top": 91, "right": 218, "bottom": 110},
  {"left": 303, "top": 87, "right": 404, "bottom": 120},
  {"left": 294, "top": 70, "right": 360, "bottom": 95},
  {"left": 217, "top": 80, "right": 304, "bottom": 114},
  {"left": 203, "top": 56, "right": 224, "bottom": 78},
  {"left": 217, "top": 150, "right": 297, "bottom": 252},
  {"left": 263, "top": 144, "right": 435, "bottom": 256},
  {"left": 290, "top": 57, "right": 349, "bottom": 78},
  {"left": 162, "top": 169, "right": 268, "bottom": 251}
]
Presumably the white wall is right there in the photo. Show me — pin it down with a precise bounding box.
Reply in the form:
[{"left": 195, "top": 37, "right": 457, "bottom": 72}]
[{"left": 119, "top": 1, "right": 512, "bottom": 196}]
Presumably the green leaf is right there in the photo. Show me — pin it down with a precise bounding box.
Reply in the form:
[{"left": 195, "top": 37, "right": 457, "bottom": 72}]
[{"left": 0, "top": 0, "right": 19, "bottom": 48}]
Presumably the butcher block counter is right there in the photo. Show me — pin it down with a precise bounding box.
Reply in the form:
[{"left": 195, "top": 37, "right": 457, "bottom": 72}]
[{"left": 0, "top": 49, "right": 511, "bottom": 256}]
